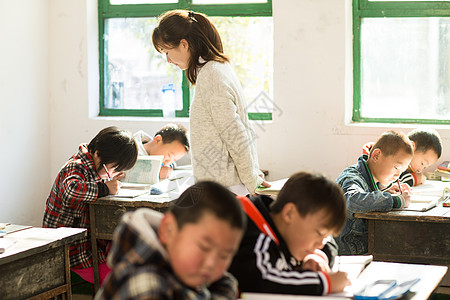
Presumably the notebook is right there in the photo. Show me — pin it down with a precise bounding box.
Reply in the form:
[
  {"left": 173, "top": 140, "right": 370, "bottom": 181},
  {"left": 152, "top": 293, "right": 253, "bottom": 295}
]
[{"left": 395, "top": 180, "right": 450, "bottom": 212}]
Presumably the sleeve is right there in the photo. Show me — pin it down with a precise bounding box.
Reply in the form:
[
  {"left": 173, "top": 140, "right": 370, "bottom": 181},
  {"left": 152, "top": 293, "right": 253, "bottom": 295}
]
[
  {"left": 339, "top": 176, "right": 395, "bottom": 216},
  {"left": 208, "top": 272, "right": 239, "bottom": 300},
  {"left": 319, "top": 236, "right": 338, "bottom": 268},
  {"left": 399, "top": 171, "right": 416, "bottom": 187},
  {"left": 208, "top": 93, "right": 263, "bottom": 194},
  {"left": 229, "top": 233, "right": 329, "bottom": 295},
  {"left": 57, "top": 163, "right": 99, "bottom": 206}
]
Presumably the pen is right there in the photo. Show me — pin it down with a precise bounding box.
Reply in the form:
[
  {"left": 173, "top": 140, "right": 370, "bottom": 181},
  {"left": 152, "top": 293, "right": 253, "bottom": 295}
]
[
  {"left": 397, "top": 179, "right": 403, "bottom": 195},
  {"left": 103, "top": 164, "right": 111, "bottom": 180}
]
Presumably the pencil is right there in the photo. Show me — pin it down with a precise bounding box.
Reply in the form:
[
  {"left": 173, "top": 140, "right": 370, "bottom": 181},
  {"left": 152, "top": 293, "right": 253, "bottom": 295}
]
[
  {"left": 103, "top": 164, "right": 111, "bottom": 179},
  {"left": 409, "top": 164, "right": 416, "bottom": 173},
  {"left": 397, "top": 179, "right": 402, "bottom": 195}
]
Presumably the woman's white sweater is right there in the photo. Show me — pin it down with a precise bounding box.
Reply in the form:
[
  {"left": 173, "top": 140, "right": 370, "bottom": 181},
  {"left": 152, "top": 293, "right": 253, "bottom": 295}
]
[{"left": 190, "top": 60, "right": 263, "bottom": 194}]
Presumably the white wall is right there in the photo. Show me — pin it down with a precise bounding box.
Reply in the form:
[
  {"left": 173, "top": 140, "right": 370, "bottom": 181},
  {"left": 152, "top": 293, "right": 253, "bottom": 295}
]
[
  {"left": 0, "top": 0, "right": 49, "bottom": 226},
  {"left": 2, "top": 0, "right": 450, "bottom": 225}
]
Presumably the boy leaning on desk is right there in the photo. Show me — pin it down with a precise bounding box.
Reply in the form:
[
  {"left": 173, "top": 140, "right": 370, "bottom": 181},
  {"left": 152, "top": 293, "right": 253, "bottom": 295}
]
[
  {"left": 362, "top": 128, "right": 442, "bottom": 187},
  {"left": 336, "top": 130, "right": 414, "bottom": 255}
]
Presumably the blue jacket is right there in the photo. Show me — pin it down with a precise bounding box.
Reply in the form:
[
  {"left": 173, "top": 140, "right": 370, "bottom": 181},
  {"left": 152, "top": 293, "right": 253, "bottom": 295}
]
[{"left": 335, "top": 155, "right": 404, "bottom": 255}]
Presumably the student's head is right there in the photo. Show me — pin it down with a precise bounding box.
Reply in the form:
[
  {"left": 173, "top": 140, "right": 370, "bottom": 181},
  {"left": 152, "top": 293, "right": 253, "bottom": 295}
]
[
  {"left": 408, "top": 129, "right": 442, "bottom": 173},
  {"left": 270, "top": 172, "right": 346, "bottom": 261},
  {"left": 158, "top": 181, "right": 245, "bottom": 288},
  {"left": 150, "top": 123, "right": 189, "bottom": 166},
  {"left": 368, "top": 130, "right": 413, "bottom": 186},
  {"left": 152, "top": 9, "right": 229, "bottom": 85},
  {"left": 87, "top": 126, "right": 138, "bottom": 173}
]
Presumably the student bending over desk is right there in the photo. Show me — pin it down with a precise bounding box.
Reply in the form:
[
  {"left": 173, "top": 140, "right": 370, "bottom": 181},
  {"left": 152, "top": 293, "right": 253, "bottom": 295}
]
[
  {"left": 362, "top": 128, "right": 442, "bottom": 187},
  {"left": 96, "top": 181, "right": 245, "bottom": 300},
  {"left": 43, "top": 126, "right": 138, "bottom": 286},
  {"left": 228, "top": 172, "right": 350, "bottom": 295},
  {"left": 134, "top": 123, "right": 190, "bottom": 179},
  {"left": 336, "top": 130, "right": 413, "bottom": 255}
]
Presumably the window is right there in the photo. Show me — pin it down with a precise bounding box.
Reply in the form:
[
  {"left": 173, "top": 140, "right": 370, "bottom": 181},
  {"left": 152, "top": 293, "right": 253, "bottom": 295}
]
[
  {"left": 352, "top": 0, "right": 450, "bottom": 124},
  {"left": 98, "top": 0, "right": 273, "bottom": 120}
]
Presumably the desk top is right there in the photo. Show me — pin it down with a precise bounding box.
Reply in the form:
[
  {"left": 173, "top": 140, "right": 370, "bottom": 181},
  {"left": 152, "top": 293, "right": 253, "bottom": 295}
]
[
  {"left": 95, "top": 168, "right": 195, "bottom": 206},
  {"left": 241, "top": 261, "right": 448, "bottom": 300},
  {"left": 0, "top": 227, "right": 86, "bottom": 264},
  {"left": 355, "top": 206, "right": 450, "bottom": 223}
]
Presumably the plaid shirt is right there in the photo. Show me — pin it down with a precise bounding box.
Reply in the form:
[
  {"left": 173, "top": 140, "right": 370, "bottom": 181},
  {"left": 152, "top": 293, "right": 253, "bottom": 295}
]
[
  {"left": 43, "top": 144, "right": 109, "bottom": 269},
  {"left": 96, "top": 209, "right": 238, "bottom": 300}
]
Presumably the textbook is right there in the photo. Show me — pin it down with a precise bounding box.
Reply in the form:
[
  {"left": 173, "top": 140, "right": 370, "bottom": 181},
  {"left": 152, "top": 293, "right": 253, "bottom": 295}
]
[
  {"left": 255, "top": 178, "right": 289, "bottom": 196},
  {"left": 395, "top": 180, "right": 450, "bottom": 212},
  {"left": 122, "top": 155, "right": 164, "bottom": 185}
]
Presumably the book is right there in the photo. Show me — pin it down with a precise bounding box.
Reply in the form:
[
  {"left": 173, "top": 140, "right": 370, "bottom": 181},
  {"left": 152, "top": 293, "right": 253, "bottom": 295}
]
[
  {"left": 122, "top": 155, "right": 164, "bottom": 185},
  {"left": 255, "top": 178, "right": 289, "bottom": 196},
  {"left": 395, "top": 180, "right": 450, "bottom": 212}
]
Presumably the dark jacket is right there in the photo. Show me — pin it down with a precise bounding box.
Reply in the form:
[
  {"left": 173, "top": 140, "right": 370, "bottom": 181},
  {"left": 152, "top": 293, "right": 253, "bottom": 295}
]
[{"left": 228, "top": 195, "right": 336, "bottom": 295}]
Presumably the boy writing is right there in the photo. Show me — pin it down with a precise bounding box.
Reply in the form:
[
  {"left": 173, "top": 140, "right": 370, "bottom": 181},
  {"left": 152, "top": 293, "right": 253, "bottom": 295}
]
[
  {"left": 362, "top": 128, "right": 442, "bottom": 186},
  {"left": 43, "top": 126, "right": 138, "bottom": 285},
  {"left": 134, "top": 123, "right": 190, "bottom": 179},
  {"left": 96, "top": 181, "right": 245, "bottom": 299},
  {"left": 228, "top": 172, "right": 350, "bottom": 295},
  {"left": 400, "top": 129, "right": 442, "bottom": 186},
  {"left": 337, "top": 130, "right": 414, "bottom": 255}
]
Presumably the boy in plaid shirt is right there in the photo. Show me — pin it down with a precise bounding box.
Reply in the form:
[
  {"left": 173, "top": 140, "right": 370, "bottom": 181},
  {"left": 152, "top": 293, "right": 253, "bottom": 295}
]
[
  {"left": 96, "top": 181, "right": 246, "bottom": 300},
  {"left": 43, "top": 126, "right": 138, "bottom": 285}
]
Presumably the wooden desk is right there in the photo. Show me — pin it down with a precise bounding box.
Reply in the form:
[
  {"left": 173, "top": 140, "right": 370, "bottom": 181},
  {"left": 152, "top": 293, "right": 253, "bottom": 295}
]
[
  {"left": 354, "top": 206, "right": 450, "bottom": 288},
  {"left": 0, "top": 227, "right": 86, "bottom": 299},
  {"left": 241, "top": 261, "right": 448, "bottom": 300},
  {"left": 89, "top": 169, "right": 195, "bottom": 291}
]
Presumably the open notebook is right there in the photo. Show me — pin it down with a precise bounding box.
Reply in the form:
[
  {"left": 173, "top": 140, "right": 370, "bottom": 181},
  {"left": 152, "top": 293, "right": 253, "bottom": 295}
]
[{"left": 395, "top": 180, "right": 450, "bottom": 212}]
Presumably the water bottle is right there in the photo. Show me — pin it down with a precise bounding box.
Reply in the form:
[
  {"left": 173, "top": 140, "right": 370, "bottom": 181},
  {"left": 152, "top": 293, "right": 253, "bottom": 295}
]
[{"left": 162, "top": 83, "right": 176, "bottom": 118}]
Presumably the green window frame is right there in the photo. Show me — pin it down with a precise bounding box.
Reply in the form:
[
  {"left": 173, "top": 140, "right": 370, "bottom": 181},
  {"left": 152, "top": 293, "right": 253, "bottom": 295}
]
[
  {"left": 98, "top": 0, "right": 273, "bottom": 120},
  {"left": 352, "top": 0, "right": 450, "bottom": 124}
]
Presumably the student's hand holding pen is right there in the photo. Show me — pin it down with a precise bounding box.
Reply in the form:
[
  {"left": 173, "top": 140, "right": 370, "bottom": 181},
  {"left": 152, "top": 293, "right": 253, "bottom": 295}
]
[
  {"left": 105, "top": 172, "right": 125, "bottom": 195},
  {"left": 328, "top": 271, "right": 351, "bottom": 293}
]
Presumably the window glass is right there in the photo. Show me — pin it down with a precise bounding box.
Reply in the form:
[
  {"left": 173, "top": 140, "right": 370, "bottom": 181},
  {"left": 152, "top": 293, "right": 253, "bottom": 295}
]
[
  {"left": 110, "top": 0, "right": 177, "bottom": 4},
  {"left": 212, "top": 17, "right": 273, "bottom": 114},
  {"left": 359, "top": 17, "right": 450, "bottom": 120},
  {"left": 104, "top": 18, "right": 182, "bottom": 111},
  {"left": 103, "top": 16, "right": 273, "bottom": 114}
]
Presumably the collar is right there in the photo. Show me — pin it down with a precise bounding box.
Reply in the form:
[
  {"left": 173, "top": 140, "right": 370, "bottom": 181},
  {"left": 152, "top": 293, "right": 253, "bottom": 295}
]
[{"left": 359, "top": 154, "right": 379, "bottom": 191}]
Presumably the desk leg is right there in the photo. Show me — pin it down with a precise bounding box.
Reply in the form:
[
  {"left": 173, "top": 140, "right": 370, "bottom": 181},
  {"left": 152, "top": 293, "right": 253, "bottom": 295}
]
[
  {"left": 90, "top": 204, "right": 100, "bottom": 293},
  {"left": 64, "top": 244, "right": 72, "bottom": 300}
]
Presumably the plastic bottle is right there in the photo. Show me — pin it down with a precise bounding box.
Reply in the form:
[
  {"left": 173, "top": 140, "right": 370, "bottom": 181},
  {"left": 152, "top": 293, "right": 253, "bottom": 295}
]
[{"left": 162, "top": 83, "right": 176, "bottom": 118}]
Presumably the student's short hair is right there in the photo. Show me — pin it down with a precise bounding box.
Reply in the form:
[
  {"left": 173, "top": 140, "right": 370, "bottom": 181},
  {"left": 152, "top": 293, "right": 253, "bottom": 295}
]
[
  {"left": 87, "top": 126, "right": 138, "bottom": 172},
  {"left": 271, "top": 172, "right": 346, "bottom": 234},
  {"left": 408, "top": 129, "right": 442, "bottom": 158},
  {"left": 170, "top": 181, "right": 246, "bottom": 230},
  {"left": 369, "top": 130, "right": 413, "bottom": 157},
  {"left": 155, "top": 123, "right": 190, "bottom": 152}
]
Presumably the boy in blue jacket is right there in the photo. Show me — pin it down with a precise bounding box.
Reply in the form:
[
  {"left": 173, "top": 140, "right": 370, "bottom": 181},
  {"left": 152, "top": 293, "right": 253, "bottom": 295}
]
[{"left": 337, "top": 130, "right": 414, "bottom": 255}]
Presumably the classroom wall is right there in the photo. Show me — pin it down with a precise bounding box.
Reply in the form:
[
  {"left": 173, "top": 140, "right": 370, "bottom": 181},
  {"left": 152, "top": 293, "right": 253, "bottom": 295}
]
[
  {"left": 0, "top": 0, "right": 50, "bottom": 226},
  {"left": 2, "top": 0, "right": 450, "bottom": 225}
]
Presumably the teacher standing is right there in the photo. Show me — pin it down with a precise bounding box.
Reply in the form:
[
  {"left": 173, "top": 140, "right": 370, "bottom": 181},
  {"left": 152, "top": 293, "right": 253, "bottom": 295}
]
[{"left": 152, "top": 9, "right": 269, "bottom": 195}]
